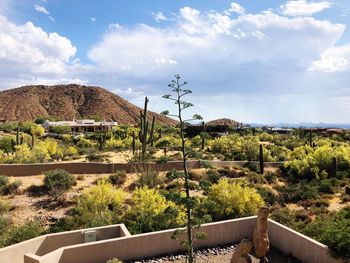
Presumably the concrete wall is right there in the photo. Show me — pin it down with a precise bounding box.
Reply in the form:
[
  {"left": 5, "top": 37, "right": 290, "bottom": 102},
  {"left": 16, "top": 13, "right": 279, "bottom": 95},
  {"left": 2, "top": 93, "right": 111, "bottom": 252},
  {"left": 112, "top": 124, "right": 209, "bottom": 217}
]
[
  {"left": 0, "top": 161, "right": 201, "bottom": 176},
  {"left": 0, "top": 224, "right": 129, "bottom": 263},
  {"left": 14, "top": 218, "right": 344, "bottom": 263},
  {"left": 269, "top": 220, "right": 343, "bottom": 263},
  {"left": 0, "top": 160, "right": 283, "bottom": 176}
]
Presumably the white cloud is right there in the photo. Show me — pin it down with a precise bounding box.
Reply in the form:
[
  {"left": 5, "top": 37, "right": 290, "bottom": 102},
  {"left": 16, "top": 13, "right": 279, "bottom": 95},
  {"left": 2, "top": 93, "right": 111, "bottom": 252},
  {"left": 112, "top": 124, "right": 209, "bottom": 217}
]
[
  {"left": 0, "top": 15, "right": 79, "bottom": 89},
  {"left": 226, "top": 2, "right": 246, "bottom": 15},
  {"left": 1, "top": 2, "right": 350, "bottom": 122},
  {"left": 281, "top": 0, "right": 332, "bottom": 17},
  {"left": 152, "top": 11, "right": 167, "bottom": 22},
  {"left": 90, "top": 17, "right": 96, "bottom": 23},
  {"left": 310, "top": 45, "right": 350, "bottom": 72},
  {"left": 34, "top": 4, "right": 49, "bottom": 15},
  {"left": 34, "top": 4, "right": 54, "bottom": 21}
]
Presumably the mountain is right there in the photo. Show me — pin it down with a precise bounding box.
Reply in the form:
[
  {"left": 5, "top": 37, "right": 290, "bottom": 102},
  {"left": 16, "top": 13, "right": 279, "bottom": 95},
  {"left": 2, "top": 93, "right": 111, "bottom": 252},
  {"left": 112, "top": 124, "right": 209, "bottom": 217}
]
[
  {"left": 0, "top": 84, "right": 177, "bottom": 125},
  {"left": 206, "top": 118, "right": 239, "bottom": 126},
  {"left": 249, "top": 122, "right": 350, "bottom": 129}
]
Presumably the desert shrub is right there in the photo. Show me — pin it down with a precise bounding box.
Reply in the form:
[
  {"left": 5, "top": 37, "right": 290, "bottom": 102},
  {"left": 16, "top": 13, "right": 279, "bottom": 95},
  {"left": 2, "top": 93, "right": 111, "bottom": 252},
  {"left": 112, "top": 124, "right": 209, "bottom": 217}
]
[
  {"left": 188, "top": 180, "right": 198, "bottom": 190},
  {"left": 136, "top": 168, "right": 163, "bottom": 188},
  {"left": 73, "top": 181, "right": 126, "bottom": 227},
  {"left": 87, "top": 153, "right": 103, "bottom": 162},
  {"left": 0, "top": 175, "right": 9, "bottom": 188},
  {"left": 125, "top": 187, "right": 185, "bottom": 234},
  {"left": 1, "top": 220, "right": 44, "bottom": 247},
  {"left": 247, "top": 172, "right": 267, "bottom": 185},
  {"left": 188, "top": 170, "right": 203, "bottom": 181},
  {"left": 109, "top": 170, "right": 127, "bottom": 186},
  {"left": 106, "top": 259, "right": 122, "bottom": 263},
  {"left": 50, "top": 125, "right": 71, "bottom": 134},
  {"left": 302, "top": 207, "right": 350, "bottom": 258},
  {"left": 202, "top": 178, "right": 264, "bottom": 221},
  {"left": 1, "top": 180, "right": 22, "bottom": 195},
  {"left": 0, "top": 122, "right": 17, "bottom": 132},
  {"left": 0, "top": 137, "right": 14, "bottom": 154},
  {"left": 0, "top": 198, "right": 10, "bottom": 216},
  {"left": 44, "top": 170, "right": 76, "bottom": 196},
  {"left": 265, "top": 172, "right": 278, "bottom": 183},
  {"left": 165, "top": 180, "right": 182, "bottom": 191},
  {"left": 270, "top": 208, "right": 309, "bottom": 231},
  {"left": 155, "top": 156, "right": 174, "bottom": 164},
  {"left": 318, "top": 180, "right": 335, "bottom": 194},
  {"left": 206, "top": 169, "right": 220, "bottom": 184},
  {"left": 165, "top": 170, "right": 183, "bottom": 182},
  {"left": 243, "top": 162, "right": 258, "bottom": 172},
  {"left": 187, "top": 149, "right": 203, "bottom": 159},
  {"left": 199, "top": 179, "right": 212, "bottom": 193},
  {"left": 278, "top": 184, "right": 318, "bottom": 204},
  {"left": 256, "top": 186, "right": 278, "bottom": 205}
]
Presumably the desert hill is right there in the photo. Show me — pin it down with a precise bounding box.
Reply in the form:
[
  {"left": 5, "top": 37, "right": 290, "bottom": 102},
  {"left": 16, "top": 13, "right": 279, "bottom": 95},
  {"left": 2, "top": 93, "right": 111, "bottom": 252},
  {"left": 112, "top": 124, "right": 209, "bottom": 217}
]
[
  {"left": 206, "top": 118, "right": 239, "bottom": 126},
  {"left": 0, "top": 84, "right": 177, "bottom": 125}
]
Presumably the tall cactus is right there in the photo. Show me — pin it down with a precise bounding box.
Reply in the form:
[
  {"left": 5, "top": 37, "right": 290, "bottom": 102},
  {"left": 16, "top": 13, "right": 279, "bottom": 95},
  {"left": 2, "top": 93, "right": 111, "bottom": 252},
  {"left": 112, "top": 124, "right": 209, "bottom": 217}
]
[
  {"left": 139, "top": 97, "right": 156, "bottom": 159},
  {"left": 259, "top": 144, "right": 264, "bottom": 175},
  {"left": 132, "top": 130, "right": 136, "bottom": 155},
  {"left": 16, "top": 126, "right": 20, "bottom": 145},
  {"left": 98, "top": 124, "right": 105, "bottom": 151},
  {"left": 331, "top": 157, "right": 337, "bottom": 178}
]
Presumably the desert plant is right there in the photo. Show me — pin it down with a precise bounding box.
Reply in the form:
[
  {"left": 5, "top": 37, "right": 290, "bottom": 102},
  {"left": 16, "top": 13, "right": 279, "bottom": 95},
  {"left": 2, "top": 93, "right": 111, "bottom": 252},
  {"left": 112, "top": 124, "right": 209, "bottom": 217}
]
[
  {"left": 1, "top": 180, "right": 22, "bottom": 195},
  {"left": 44, "top": 169, "right": 76, "bottom": 196},
  {"left": 161, "top": 74, "right": 204, "bottom": 262},
  {"left": 106, "top": 259, "right": 122, "bottom": 263},
  {"left": 109, "top": 170, "right": 127, "bottom": 186},
  {"left": 139, "top": 97, "right": 156, "bottom": 159}
]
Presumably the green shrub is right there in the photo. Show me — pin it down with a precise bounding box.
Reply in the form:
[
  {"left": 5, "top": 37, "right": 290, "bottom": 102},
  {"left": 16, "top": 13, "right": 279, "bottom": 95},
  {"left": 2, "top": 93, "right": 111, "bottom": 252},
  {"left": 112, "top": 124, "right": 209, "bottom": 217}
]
[
  {"left": 1, "top": 180, "right": 22, "bottom": 195},
  {"left": 243, "top": 162, "right": 258, "bottom": 172},
  {"left": 256, "top": 186, "right": 278, "bottom": 205},
  {"left": 73, "top": 181, "right": 126, "bottom": 228},
  {"left": 109, "top": 170, "right": 127, "bottom": 186},
  {"left": 0, "top": 176, "right": 9, "bottom": 188},
  {"left": 247, "top": 172, "right": 267, "bottom": 185},
  {"left": 265, "top": 172, "right": 278, "bottom": 183},
  {"left": 318, "top": 180, "right": 335, "bottom": 194},
  {"left": 1, "top": 220, "right": 44, "bottom": 247},
  {"left": 44, "top": 170, "right": 76, "bottom": 196},
  {"left": 206, "top": 169, "right": 220, "bottom": 184},
  {"left": 0, "top": 198, "right": 10, "bottom": 216},
  {"left": 136, "top": 168, "right": 163, "bottom": 188},
  {"left": 203, "top": 178, "right": 264, "bottom": 221},
  {"left": 155, "top": 156, "right": 174, "bottom": 164},
  {"left": 87, "top": 153, "right": 103, "bottom": 162}
]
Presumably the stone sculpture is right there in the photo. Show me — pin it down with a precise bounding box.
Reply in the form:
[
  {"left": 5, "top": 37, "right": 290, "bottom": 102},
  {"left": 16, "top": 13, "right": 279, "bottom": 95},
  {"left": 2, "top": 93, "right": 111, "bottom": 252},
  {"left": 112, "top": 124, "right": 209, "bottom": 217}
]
[
  {"left": 230, "top": 239, "right": 253, "bottom": 263},
  {"left": 253, "top": 207, "right": 270, "bottom": 262}
]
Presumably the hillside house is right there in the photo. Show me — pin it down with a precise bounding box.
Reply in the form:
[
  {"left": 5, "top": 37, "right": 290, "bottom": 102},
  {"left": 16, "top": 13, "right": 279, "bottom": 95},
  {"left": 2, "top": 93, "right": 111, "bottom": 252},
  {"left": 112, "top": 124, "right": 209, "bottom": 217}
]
[{"left": 43, "top": 119, "right": 118, "bottom": 133}]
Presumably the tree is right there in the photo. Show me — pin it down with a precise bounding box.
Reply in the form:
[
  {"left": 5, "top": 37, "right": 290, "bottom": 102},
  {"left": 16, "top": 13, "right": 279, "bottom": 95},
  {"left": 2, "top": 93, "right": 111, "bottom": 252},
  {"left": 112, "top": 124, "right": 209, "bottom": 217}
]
[{"left": 161, "top": 74, "right": 203, "bottom": 263}]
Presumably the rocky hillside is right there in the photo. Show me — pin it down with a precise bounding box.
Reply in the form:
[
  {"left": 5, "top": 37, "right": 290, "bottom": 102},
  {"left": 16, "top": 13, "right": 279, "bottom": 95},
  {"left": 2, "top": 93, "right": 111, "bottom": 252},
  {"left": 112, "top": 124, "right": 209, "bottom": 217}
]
[
  {"left": 206, "top": 118, "right": 239, "bottom": 126},
  {"left": 0, "top": 84, "right": 177, "bottom": 125}
]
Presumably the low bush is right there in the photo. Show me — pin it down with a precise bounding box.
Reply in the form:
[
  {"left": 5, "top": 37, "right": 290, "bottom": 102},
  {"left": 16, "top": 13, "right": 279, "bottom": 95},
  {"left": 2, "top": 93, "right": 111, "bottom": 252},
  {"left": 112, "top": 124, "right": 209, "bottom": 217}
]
[
  {"left": 44, "top": 169, "right": 76, "bottom": 196},
  {"left": 136, "top": 168, "right": 163, "bottom": 188},
  {"left": 109, "top": 170, "right": 127, "bottom": 186},
  {"left": 265, "top": 172, "right": 278, "bottom": 183},
  {"left": 1, "top": 180, "right": 22, "bottom": 195},
  {"left": 243, "top": 162, "right": 258, "bottom": 172},
  {"left": 1, "top": 220, "right": 44, "bottom": 248},
  {"left": 155, "top": 156, "right": 174, "bottom": 164},
  {"left": 206, "top": 169, "right": 220, "bottom": 184},
  {"left": 0, "top": 175, "right": 9, "bottom": 188},
  {"left": 87, "top": 153, "right": 103, "bottom": 162}
]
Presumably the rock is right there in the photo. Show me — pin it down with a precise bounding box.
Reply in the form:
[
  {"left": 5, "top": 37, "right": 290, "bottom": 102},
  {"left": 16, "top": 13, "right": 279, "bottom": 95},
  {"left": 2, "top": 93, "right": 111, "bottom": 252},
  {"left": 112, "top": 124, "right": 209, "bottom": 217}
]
[
  {"left": 253, "top": 207, "right": 270, "bottom": 261},
  {"left": 230, "top": 239, "right": 252, "bottom": 263}
]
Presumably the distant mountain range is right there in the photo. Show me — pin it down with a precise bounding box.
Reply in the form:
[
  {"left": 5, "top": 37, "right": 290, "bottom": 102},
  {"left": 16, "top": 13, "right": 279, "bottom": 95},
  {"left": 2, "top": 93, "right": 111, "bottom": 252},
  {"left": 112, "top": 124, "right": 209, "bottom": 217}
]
[
  {"left": 249, "top": 122, "right": 350, "bottom": 129},
  {"left": 0, "top": 84, "right": 177, "bottom": 125}
]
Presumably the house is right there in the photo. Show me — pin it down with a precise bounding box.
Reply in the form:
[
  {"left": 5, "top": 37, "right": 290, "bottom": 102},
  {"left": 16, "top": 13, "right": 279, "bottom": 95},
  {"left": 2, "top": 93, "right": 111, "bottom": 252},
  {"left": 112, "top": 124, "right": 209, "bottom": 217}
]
[{"left": 43, "top": 119, "right": 118, "bottom": 133}]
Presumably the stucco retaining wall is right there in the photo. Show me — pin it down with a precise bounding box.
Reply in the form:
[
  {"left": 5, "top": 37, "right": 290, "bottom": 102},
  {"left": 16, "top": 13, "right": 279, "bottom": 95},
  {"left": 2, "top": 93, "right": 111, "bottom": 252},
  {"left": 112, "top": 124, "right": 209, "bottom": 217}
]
[
  {"left": 0, "top": 160, "right": 283, "bottom": 176},
  {"left": 0, "top": 224, "right": 129, "bottom": 263},
  {"left": 1, "top": 217, "right": 342, "bottom": 263}
]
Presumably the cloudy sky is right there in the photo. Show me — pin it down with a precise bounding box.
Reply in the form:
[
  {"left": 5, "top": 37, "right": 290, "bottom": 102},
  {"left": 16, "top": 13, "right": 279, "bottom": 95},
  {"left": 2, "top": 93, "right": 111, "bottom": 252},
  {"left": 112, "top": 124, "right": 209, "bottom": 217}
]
[{"left": 1, "top": 0, "right": 350, "bottom": 124}]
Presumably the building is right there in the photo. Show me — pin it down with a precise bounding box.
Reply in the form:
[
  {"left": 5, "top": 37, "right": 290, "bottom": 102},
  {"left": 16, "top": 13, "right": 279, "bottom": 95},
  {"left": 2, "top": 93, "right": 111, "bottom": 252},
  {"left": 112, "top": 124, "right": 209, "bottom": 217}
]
[{"left": 43, "top": 119, "right": 118, "bottom": 133}]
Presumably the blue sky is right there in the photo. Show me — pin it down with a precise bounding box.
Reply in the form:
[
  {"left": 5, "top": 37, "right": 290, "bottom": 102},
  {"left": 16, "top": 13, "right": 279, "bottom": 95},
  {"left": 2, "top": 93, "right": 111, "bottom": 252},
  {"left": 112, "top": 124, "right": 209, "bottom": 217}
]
[{"left": 1, "top": 0, "right": 350, "bottom": 123}]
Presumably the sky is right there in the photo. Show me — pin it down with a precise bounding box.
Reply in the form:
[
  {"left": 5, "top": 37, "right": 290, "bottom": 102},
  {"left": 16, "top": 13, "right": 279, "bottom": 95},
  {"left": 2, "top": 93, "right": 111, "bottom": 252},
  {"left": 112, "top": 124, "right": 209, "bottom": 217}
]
[{"left": 1, "top": 0, "right": 350, "bottom": 124}]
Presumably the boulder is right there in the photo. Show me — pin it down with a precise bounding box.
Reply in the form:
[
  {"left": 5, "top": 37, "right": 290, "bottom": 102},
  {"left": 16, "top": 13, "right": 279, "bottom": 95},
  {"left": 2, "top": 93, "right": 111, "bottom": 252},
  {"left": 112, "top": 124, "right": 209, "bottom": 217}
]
[{"left": 230, "top": 239, "right": 252, "bottom": 263}]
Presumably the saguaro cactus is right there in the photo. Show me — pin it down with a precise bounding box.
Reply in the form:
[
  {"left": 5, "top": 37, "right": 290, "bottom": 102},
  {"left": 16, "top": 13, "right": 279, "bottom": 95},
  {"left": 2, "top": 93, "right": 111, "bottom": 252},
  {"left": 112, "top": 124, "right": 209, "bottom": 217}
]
[
  {"left": 98, "top": 124, "right": 105, "bottom": 151},
  {"left": 139, "top": 97, "right": 156, "bottom": 159},
  {"left": 132, "top": 130, "right": 136, "bottom": 155},
  {"left": 16, "top": 126, "right": 20, "bottom": 145},
  {"left": 259, "top": 144, "right": 264, "bottom": 175},
  {"left": 331, "top": 157, "right": 337, "bottom": 178}
]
